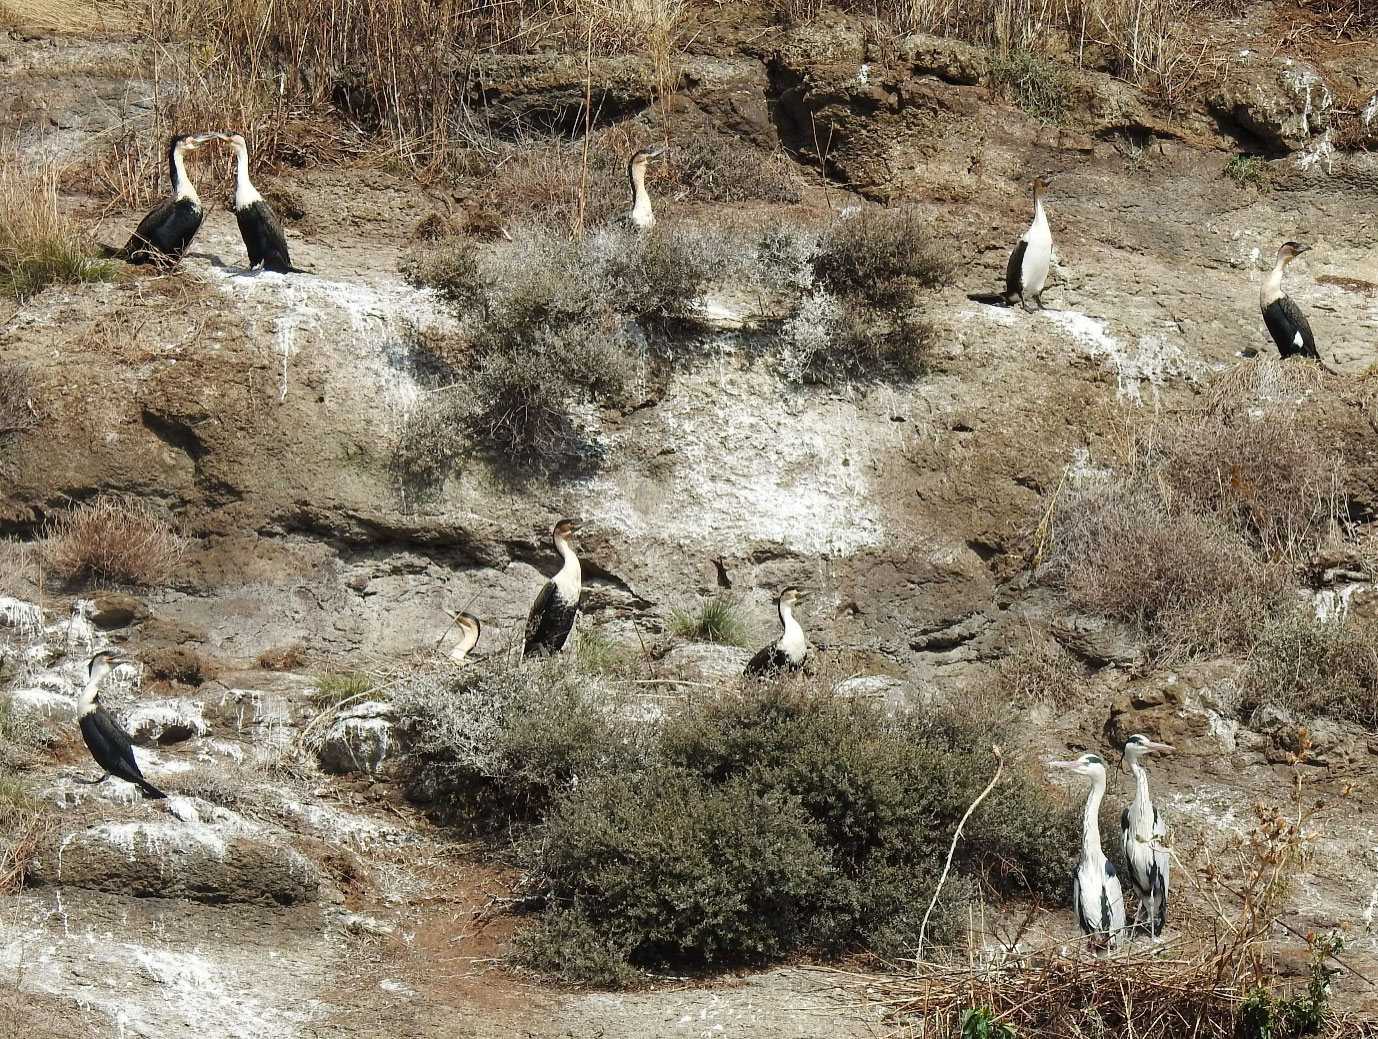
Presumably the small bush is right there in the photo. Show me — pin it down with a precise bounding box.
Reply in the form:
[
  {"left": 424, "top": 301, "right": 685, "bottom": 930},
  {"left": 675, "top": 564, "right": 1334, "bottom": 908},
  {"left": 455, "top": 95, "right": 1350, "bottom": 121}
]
[
  {"left": 1241, "top": 610, "right": 1378, "bottom": 727},
  {"left": 670, "top": 593, "right": 751, "bottom": 646},
  {"left": 671, "top": 130, "right": 803, "bottom": 204},
  {"left": 781, "top": 291, "right": 937, "bottom": 383},
  {"left": 391, "top": 388, "right": 468, "bottom": 508},
  {"left": 997, "top": 640, "right": 1086, "bottom": 710},
  {"left": 0, "top": 771, "right": 52, "bottom": 893},
  {"left": 990, "top": 50, "right": 1071, "bottom": 123},
  {"left": 311, "top": 672, "right": 374, "bottom": 708},
  {"left": 0, "top": 162, "right": 119, "bottom": 301},
  {"left": 1224, "top": 154, "right": 1268, "bottom": 187},
  {"left": 43, "top": 497, "right": 186, "bottom": 587},
  {"left": 812, "top": 208, "right": 954, "bottom": 310},
  {"left": 0, "top": 693, "right": 48, "bottom": 771},
  {"left": 402, "top": 242, "right": 482, "bottom": 307}
]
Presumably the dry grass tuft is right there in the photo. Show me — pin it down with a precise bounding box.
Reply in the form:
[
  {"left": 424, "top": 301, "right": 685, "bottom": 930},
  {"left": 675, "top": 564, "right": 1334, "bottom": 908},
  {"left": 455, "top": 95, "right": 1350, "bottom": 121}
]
[
  {"left": 0, "top": 161, "right": 119, "bottom": 300},
  {"left": 43, "top": 497, "right": 186, "bottom": 587},
  {"left": 0, "top": 363, "right": 36, "bottom": 440}
]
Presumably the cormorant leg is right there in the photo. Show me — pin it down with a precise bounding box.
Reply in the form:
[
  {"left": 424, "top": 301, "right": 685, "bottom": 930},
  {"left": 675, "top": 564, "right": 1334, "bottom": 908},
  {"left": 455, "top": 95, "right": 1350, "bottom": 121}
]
[
  {"left": 1021, "top": 295, "right": 1035, "bottom": 313},
  {"left": 72, "top": 772, "right": 111, "bottom": 785}
]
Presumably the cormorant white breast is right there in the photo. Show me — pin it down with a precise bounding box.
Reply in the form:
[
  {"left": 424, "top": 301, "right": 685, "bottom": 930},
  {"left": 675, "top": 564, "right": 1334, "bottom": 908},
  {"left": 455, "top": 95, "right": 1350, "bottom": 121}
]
[
  {"left": 627, "top": 146, "right": 667, "bottom": 230},
  {"left": 1260, "top": 241, "right": 1320, "bottom": 362},
  {"left": 524, "top": 519, "right": 581, "bottom": 657},
  {"left": 1050, "top": 752, "right": 1125, "bottom": 952},
  {"left": 78, "top": 652, "right": 166, "bottom": 799},
  {"left": 744, "top": 587, "right": 808, "bottom": 677},
  {"left": 1121, "top": 733, "right": 1172, "bottom": 937},
  {"left": 1004, "top": 175, "right": 1054, "bottom": 311},
  {"left": 448, "top": 611, "right": 482, "bottom": 664},
  {"left": 218, "top": 131, "right": 302, "bottom": 273},
  {"left": 120, "top": 132, "right": 218, "bottom": 266}
]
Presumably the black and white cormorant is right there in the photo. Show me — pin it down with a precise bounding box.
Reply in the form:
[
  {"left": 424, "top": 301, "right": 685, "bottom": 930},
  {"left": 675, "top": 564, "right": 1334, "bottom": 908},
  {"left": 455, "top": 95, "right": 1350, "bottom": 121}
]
[
  {"left": 1121, "top": 734, "right": 1172, "bottom": 937},
  {"left": 744, "top": 587, "right": 808, "bottom": 677},
  {"left": 219, "top": 131, "right": 302, "bottom": 273},
  {"left": 524, "top": 519, "right": 582, "bottom": 657},
  {"left": 1260, "top": 241, "right": 1321, "bottom": 362},
  {"left": 627, "top": 146, "right": 667, "bottom": 230},
  {"left": 448, "top": 611, "right": 482, "bottom": 664},
  {"left": 1004, "top": 175, "right": 1054, "bottom": 310},
  {"left": 1050, "top": 752, "right": 1125, "bottom": 952},
  {"left": 77, "top": 651, "right": 166, "bottom": 799},
  {"left": 119, "top": 132, "right": 218, "bottom": 266}
]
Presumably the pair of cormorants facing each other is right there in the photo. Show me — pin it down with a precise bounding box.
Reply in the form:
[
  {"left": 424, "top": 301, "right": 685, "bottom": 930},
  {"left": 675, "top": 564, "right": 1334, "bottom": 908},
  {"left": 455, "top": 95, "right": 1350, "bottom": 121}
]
[
  {"left": 1050, "top": 734, "right": 1173, "bottom": 953},
  {"left": 120, "top": 131, "right": 300, "bottom": 273}
]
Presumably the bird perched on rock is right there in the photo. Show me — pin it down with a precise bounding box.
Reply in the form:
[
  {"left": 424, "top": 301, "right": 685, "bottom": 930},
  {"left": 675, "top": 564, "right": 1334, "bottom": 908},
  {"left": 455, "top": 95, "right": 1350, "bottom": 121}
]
[
  {"left": 1121, "top": 734, "right": 1172, "bottom": 937},
  {"left": 744, "top": 587, "right": 808, "bottom": 677},
  {"left": 217, "top": 131, "right": 304, "bottom": 273},
  {"left": 1050, "top": 752, "right": 1124, "bottom": 953},
  {"left": 524, "top": 519, "right": 582, "bottom": 657},
  {"left": 77, "top": 651, "right": 166, "bottom": 799},
  {"left": 1260, "top": 241, "right": 1325, "bottom": 366},
  {"left": 1004, "top": 175, "right": 1055, "bottom": 310},
  {"left": 119, "top": 132, "right": 218, "bottom": 266}
]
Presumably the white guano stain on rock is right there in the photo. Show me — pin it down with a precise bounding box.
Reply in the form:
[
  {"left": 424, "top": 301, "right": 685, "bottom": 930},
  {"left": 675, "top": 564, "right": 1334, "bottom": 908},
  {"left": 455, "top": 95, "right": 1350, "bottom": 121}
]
[
  {"left": 1045, "top": 311, "right": 1189, "bottom": 400},
  {"left": 0, "top": 596, "right": 44, "bottom": 637}
]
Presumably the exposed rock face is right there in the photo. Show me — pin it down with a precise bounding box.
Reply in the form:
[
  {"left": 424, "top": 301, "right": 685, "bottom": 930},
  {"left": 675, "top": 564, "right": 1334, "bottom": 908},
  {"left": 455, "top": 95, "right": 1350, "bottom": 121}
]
[
  {"left": 1207, "top": 53, "right": 1334, "bottom": 156},
  {"left": 124, "top": 698, "right": 210, "bottom": 745},
  {"left": 86, "top": 593, "right": 150, "bottom": 630},
  {"left": 315, "top": 700, "right": 401, "bottom": 775}
]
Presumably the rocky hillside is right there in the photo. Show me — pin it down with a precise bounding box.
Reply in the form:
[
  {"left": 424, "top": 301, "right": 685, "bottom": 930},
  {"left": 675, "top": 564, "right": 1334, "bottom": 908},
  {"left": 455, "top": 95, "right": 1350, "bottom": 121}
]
[{"left": 2, "top": 1, "right": 1378, "bottom": 1034}]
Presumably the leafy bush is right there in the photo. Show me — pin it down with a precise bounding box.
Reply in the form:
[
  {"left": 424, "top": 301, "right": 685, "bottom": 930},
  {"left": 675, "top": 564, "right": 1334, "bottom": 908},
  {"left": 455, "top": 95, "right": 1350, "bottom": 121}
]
[
  {"left": 1241, "top": 611, "right": 1378, "bottom": 727},
  {"left": 311, "top": 672, "right": 374, "bottom": 708},
  {"left": 402, "top": 242, "right": 482, "bottom": 307},
  {"left": 782, "top": 297, "right": 937, "bottom": 383},
  {"left": 990, "top": 50, "right": 1070, "bottom": 123},
  {"left": 1224, "top": 154, "right": 1268, "bottom": 187},
  {"left": 43, "top": 497, "right": 186, "bottom": 587},
  {"left": 669, "top": 593, "right": 751, "bottom": 646},
  {"left": 812, "top": 208, "right": 953, "bottom": 310}
]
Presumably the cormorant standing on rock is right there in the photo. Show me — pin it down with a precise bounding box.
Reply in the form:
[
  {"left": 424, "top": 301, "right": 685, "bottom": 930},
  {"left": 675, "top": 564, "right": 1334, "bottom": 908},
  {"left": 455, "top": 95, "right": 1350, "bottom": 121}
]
[
  {"left": 524, "top": 520, "right": 582, "bottom": 657},
  {"left": 219, "top": 131, "right": 302, "bottom": 273},
  {"left": 77, "top": 652, "right": 166, "bottom": 799},
  {"left": 744, "top": 587, "right": 808, "bottom": 677},
  {"left": 120, "top": 132, "right": 218, "bottom": 266},
  {"left": 627, "top": 146, "right": 666, "bottom": 230},
  {"left": 1260, "top": 241, "right": 1323, "bottom": 364},
  {"left": 1004, "top": 175, "right": 1054, "bottom": 311}
]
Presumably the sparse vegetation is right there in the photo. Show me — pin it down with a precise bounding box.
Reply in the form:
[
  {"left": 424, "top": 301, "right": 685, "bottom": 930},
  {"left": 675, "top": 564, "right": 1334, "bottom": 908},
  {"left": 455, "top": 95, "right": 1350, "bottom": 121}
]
[
  {"left": 990, "top": 49, "right": 1071, "bottom": 123},
  {"left": 812, "top": 208, "right": 953, "bottom": 310},
  {"left": 1225, "top": 153, "right": 1269, "bottom": 187},
  {"left": 390, "top": 389, "right": 469, "bottom": 508},
  {"left": 0, "top": 161, "right": 118, "bottom": 300},
  {"left": 1241, "top": 610, "right": 1378, "bottom": 728},
  {"left": 0, "top": 362, "right": 35, "bottom": 440},
  {"left": 311, "top": 672, "right": 375, "bottom": 708},
  {"left": 0, "top": 770, "right": 52, "bottom": 894},
  {"left": 670, "top": 128, "right": 803, "bottom": 204},
  {"left": 997, "top": 639, "right": 1086, "bottom": 710},
  {"left": 670, "top": 593, "right": 751, "bottom": 646},
  {"left": 43, "top": 497, "right": 186, "bottom": 587},
  {"left": 0, "top": 693, "right": 47, "bottom": 771}
]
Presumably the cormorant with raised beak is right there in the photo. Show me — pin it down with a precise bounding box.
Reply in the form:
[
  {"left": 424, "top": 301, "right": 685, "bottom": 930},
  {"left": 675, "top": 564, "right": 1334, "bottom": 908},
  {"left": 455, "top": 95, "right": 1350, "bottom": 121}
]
[
  {"left": 77, "top": 651, "right": 166, "bottom": 799},
  {"left": 120, "top": 132, "right": 218, "bottom": 266},
  {"left": 1004, "top": 175, "right": 1054, "bottom": 311},
  {"left": 1261, "top": 241, "right": 1321, "bottom": 363},
  {"left": 448, "top": 611, "right": 482, "bottom": 664},
  {"left": 627, "top": 146, "right": 667, "bottom": 230},
  {"left": 218, "top": 131, "right": 301, "bottom": 273},
  {"left": 744, "top": 587, "right": 808, "bottom": 677},
  {"left": 524, "top": 520, "right": 582, "bottom": 657}
]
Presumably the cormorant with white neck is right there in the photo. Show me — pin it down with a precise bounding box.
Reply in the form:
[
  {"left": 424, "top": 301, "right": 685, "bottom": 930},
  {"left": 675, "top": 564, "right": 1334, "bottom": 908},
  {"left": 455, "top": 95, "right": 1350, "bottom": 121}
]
[
  {"left": 218, "top": 131, "right": 302, "bottom": 273},
  {"left": 524, "top": 519, "right": 582, "bottom": 657},
  {"left": 1004, "top": 175, "right": 1054, "bottom": 311},
  {"left": 447, "top": 611, "right": 482, "bottom": 664},
  {"left": 77, "top": 652, "right": 166, "bottom": 799},
  {"left": 627, "top": 146, "right": 667, "bottom": 230},
  {"left": 744, "top": 587, "right": 808, "bottom": 677},
  {"left": 1121, "top": 733, "right": 1172, "bottom": 937},
  {"left": 120, "top": 132, "right": 218, "bottom": 266},
  {"left": 1050, "top": 752, "right": 1124, "bottom": 952},
  {"left": 1260, "top": 241, "right": 1321, "bottom": 363}
]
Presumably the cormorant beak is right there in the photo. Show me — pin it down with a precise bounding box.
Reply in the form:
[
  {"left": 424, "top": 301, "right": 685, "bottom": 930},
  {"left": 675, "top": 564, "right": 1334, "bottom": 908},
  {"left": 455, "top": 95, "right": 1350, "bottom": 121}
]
[
  {"left": 645, "top": 146, "right": 668, "bottom": 162},
  {"left": 1294, "top": 245, "right": 1311, "bottom": 255},
  {"left": 183, "top": 132, "right": 218, "bottom": 151}
]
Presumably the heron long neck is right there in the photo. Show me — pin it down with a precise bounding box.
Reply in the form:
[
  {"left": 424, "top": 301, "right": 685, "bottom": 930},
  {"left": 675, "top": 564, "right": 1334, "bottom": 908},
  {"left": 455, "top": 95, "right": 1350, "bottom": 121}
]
[
  {"left": 629, "top": 162, "right": 653, "bottom": 226},
  {"left": 452, "top": 623, "right": 479, "bottom": 663},
  {"left": 553, "top": 536, "right": 581, "bottom": 599},
  {"left": 1127, "top": 756, "right": 1153, "bottom": 821},
  {"left": 233, "top": 143, "right": 262, "bottom": 209},
  {"left": 77, "top": 675, "right": 101, "bottom": 718},
  {"left": 1081, "top": 771, "right": 1107, "bottom": 863},
  {"left": 171, "top": 145, "right": 198, "bottom": 203},
  {"left": 1261, "top": 255, "right": 1288, "bottom": 307}
]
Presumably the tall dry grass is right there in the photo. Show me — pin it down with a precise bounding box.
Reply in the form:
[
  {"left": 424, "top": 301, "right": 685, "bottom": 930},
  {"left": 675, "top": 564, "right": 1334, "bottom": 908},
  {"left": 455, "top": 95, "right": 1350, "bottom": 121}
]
[{"left": 0, "top": 159, "right": 118, "bottom": 299}]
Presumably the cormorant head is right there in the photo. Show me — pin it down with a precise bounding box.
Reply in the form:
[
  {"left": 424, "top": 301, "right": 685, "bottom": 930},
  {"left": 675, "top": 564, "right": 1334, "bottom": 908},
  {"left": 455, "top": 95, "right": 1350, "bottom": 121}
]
[
  {"left": 1123, "top": 733, "right": 1173, "bottom": 761},
  {"left": 87, "top": 650, "right": 130, "bottom": 685},
  {"left": 778, "top": 587, "right": 805, "bottom": 607},
  {"left": 1278, "top": 241, "right": 1310, "bottom": 264},
  {"left": 1032, "top": 174, "right": 1054, "bottom": 195},
  {"left": 552, "top": 518, "right": 580, "bottom": 543},
  {"left": 1049, "top": 752, "right": 1107, "bottom": 778},
  {"left": 457, "top": 612, "right": 482, "bottom": 637},
  {"left": 172, "top": 132, "right": 218, "bottom": 154},
  {"left": 629, "top": 146, "right": 667, "bottom": 171}
]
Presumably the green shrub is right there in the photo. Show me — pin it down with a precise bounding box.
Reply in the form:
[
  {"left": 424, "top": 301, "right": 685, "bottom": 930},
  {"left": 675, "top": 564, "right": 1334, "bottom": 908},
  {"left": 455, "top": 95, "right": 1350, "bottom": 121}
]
[
  {"left": 812, "top": 208, "right": 953, "bottom": 310},
  {"left": 402, "top": 241, "right": 482, "bottom": 307},
  {"left": 1241, "top": 610, "right": 1378, "bottom": 727},
  {"left": 0, "top": 163, "right": 119, "bottom": 301},
  {"left": 1224, "top": 154, "right": 1268, "bottom": 188},
  {"left": 310, "top": 672, "right": 374, "bottom": 708},
  {"left": 669, "top": 593, "right": 751, "bottom": 646},
  {"left": 990, "top": 50, "right": 1070, "bottom": 123}
]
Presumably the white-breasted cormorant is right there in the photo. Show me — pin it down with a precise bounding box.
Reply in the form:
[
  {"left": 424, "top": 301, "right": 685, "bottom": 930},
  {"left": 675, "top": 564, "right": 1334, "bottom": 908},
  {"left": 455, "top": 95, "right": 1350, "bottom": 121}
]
[
  {"left": 744, "top": 587, "right": 808, "bottom": 677},
  {"left": 524, "top": 519, "right": 581, "bottom": 657},
  {"left": 218, "top": 131, "right": 301, "bottom": 273},
  {"left": 627, "top": 146, "right": 666, "bottom": 230},
  {"left": 1261, "top": 241, "right": 1321, "bottom": 363},
  {"left": 77, "top": 651, "right": 166, "bottom": 799},
  {"left": 1050, "top": 752, "right": 1125, "bottom": 952},
  {"left": 1121, "top": 734, "right": 1172, "bottom": 937},
  {"left": 1004, "top": 175, "right": 1054, "bottom": 311},
  {"left": 448, "top": 611, "right": 482, "bottom": 664},
  {"left": 120, "top": 132, "right": 218, "bottom": 266}
]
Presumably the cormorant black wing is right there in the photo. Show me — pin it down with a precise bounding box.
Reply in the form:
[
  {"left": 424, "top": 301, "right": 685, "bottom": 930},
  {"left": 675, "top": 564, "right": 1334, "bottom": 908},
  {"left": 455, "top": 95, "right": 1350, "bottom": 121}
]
[
  {"left": 80, "top": 710, "right": 166, "bottom": 798},
  {"left": 524, "top": 581, "right": 577, "bottom": 656},
  {"left": 122, "top": 197, "right": 174, "bottom": 260},
  {"left": 123, "top": 197, "right": 204, "bottom": 265},
  {"left": 236, "top": 199, "right": 294, "bottom": 272},
  {"left": 1004, "top": 238, "right": 1028, "bottom": 299},
  {"left": 744, "top": 641, "right": 789, "bottom": 677},
  {"left": 1263, "top": 296, "right": 1318, "bottom": 359}
]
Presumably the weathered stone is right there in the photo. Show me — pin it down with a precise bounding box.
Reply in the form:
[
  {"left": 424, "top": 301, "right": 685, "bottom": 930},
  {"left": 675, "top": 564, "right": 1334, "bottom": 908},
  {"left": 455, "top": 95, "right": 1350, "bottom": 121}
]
[
  {"left": 124, "top": 698, "right": 210, "bottom": 745},
  {"left": 897, "top": 32, "right": 988, "bottom": 86},
  {"left": 656, "top": 642, "right": 752, "bottom": 681},
  {"left": 1050, "top": 612, "right": 1143, "bottom": 668},
  {"left": 315, "top": 700, "right": 401, "bottom": 775},
  {"left": 1206, "top": 53, "right": 1333, "bottom": 155},
  {"left": 87, "top": 593, "right": 150, "bottom": 630},
  {"left": 1104, "top": 661, "right": 1241, "bottom": 748}
]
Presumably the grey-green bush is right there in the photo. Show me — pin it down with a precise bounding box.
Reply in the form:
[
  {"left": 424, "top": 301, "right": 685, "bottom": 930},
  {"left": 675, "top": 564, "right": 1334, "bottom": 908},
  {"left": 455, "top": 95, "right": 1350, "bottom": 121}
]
[{"left": 1241, "top": 610, "right": 1378, "bottom": 727}]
